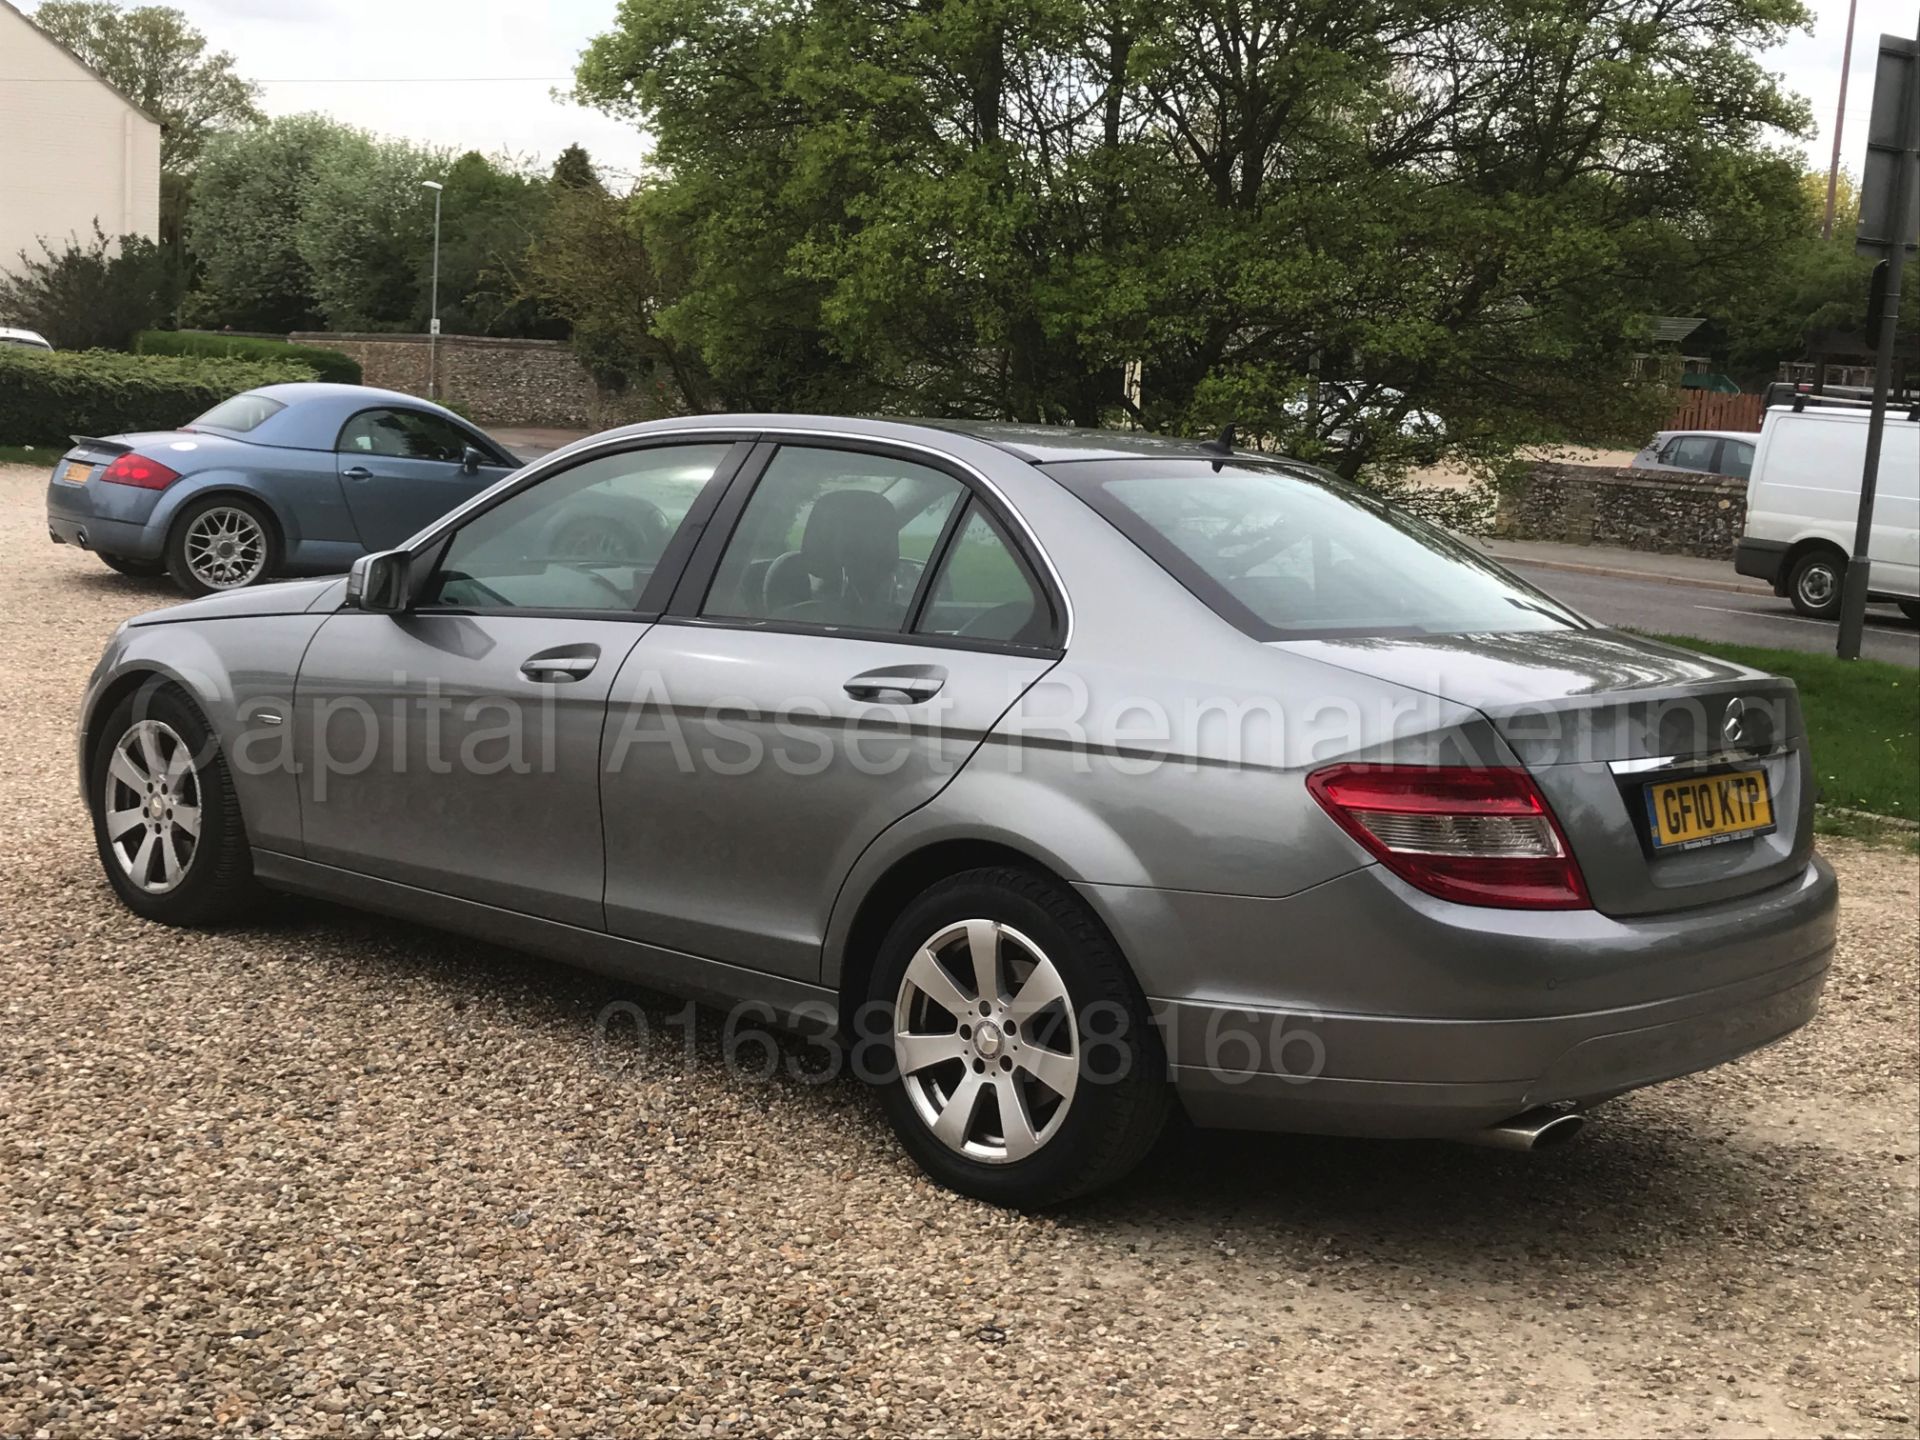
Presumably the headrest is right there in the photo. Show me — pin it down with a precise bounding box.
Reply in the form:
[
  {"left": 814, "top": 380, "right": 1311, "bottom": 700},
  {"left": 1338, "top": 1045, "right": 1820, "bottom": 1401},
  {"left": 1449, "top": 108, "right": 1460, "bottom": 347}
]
[{"left": 800, "top": 488, "right": 899, "bottom": 589}]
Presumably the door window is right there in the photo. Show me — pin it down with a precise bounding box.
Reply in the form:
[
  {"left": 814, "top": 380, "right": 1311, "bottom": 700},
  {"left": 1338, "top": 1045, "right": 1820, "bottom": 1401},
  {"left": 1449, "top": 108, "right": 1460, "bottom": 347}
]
[
  {"left": 914, "top": 502, "right": 1051, "bottom": 646},
  {"left": 1659, "top": 435, "right": 1720, "bottom": 472},
  {"left": 1721, "top": 440, "right": 1755, "bottom": 480},
  {"left": 702, "top": 446, "right": 966, "bottom": 631},
  {"left": 339, "top": 408, "right": 478, "bottom": 463},
  {"left": 421, "top": 443, "right": 732, "bottom": 611}
]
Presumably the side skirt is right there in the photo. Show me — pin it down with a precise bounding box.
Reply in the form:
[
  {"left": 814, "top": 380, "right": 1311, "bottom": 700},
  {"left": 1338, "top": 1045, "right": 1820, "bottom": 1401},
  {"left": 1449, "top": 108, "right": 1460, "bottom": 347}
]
[{"left": 251, "top": 850, "right": 840, "bottom": 1034}]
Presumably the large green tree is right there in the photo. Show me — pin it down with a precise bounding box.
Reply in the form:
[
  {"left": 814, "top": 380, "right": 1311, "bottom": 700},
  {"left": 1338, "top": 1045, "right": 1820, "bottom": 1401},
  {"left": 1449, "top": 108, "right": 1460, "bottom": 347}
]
[
  {"left": 33, "top": 1, "right": 263, "bottom": 169},
  {"left": 575, "top": 0, "right": 1814, "bottom": 473}
]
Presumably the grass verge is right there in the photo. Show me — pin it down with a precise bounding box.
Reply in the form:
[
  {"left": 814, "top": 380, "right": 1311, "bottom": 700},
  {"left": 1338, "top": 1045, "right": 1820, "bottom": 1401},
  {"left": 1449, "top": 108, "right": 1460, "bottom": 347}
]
[
  {"left": 0, "top": 445, "right": 53, "bottom": 467},
  {"left": 1651, "top": 634, "right": 1917, "bottom": 826}
]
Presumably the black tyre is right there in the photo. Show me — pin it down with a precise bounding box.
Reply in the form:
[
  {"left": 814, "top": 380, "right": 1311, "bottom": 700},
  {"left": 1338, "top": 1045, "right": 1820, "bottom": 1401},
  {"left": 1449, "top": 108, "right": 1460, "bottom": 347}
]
[
  {"left": 88, "top": 681, "right": 258, "bottom": 926},
  {"left": 165, "top": 495, "right": 279, "bottom": 596},
  {"left": 864, "top": 867, "right": 1171, "bottom": 1207},
  {"left": 1900, "top": 600, "right": 1920, "bottom": 625},
  {"left": 1786, "top": 548, "right": 1844, "bottom": 619},
  {"left": 98, "top": 553, "right": 167, "bottom": 578}
]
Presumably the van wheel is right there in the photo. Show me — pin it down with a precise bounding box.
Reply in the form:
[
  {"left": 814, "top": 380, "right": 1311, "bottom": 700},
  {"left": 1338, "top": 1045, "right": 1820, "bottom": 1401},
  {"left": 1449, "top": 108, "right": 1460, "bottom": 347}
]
[
  {"left": 1787, "top": 550, "right": 1845, "bottom": 619},
  {"left": 863, "top": 867, "right": 1171, "bottom": 1208}
]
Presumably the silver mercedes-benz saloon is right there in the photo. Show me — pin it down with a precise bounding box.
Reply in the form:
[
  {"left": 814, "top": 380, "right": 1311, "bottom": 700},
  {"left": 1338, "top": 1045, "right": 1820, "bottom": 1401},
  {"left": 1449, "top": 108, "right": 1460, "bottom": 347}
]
[{"left": 79, "top": 417, "right": 1836, "bottom": 1205}]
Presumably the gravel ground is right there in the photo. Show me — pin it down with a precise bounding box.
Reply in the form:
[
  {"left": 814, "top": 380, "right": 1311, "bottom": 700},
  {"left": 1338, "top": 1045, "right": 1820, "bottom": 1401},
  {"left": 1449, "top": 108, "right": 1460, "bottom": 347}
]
[{"left": 3, "top": 463, "right": 1917, "bottom": 1439}]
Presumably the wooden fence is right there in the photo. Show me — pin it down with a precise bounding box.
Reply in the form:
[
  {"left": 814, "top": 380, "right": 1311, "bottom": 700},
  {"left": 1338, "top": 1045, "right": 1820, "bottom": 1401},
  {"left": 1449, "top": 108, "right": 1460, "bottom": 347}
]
[{"left": 1665, "top": 391, "right": 1765, "bottom": 433}]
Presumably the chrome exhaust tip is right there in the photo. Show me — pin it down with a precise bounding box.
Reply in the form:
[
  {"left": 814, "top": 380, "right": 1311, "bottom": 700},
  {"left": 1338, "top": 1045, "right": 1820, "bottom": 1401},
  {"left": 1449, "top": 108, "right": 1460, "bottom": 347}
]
[{"left": 1462, "top": 1106, "right": 1586, "bottom": 1152}]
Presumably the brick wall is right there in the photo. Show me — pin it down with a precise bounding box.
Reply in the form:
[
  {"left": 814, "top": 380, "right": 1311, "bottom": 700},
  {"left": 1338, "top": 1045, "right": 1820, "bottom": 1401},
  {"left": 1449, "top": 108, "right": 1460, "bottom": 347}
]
[
  {"left": 288, "top": 332, "right": 657, "bottom": 430},
  {"left": 1495, "top": 462, "right": 1747, "bottom": 559}
]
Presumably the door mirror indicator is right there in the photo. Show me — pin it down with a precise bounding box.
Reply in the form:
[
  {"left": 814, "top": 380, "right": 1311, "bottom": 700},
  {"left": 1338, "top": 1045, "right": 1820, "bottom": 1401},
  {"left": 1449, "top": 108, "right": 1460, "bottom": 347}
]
[
  {"left": 461, "top": 445, "right": 486, "bottom": 475},
  {"left": 345, "top": 549, "right": 411, "bottom": 613}
]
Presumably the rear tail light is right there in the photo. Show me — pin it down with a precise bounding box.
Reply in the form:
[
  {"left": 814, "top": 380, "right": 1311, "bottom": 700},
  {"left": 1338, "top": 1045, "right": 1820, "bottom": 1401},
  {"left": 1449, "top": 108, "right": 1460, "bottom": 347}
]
[
  {"left": 99, "top": 453, "right": 182, "bottom": 490},
  {"left": 1307, "top": 763, "right": 1590, "bottom": 910}
]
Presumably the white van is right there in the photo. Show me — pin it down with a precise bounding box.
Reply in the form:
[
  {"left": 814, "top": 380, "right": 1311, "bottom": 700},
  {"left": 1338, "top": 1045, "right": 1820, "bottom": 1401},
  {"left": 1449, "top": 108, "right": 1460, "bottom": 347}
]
[{"left": 1735, "top": 402, "right": 1920, "bottom": 621}]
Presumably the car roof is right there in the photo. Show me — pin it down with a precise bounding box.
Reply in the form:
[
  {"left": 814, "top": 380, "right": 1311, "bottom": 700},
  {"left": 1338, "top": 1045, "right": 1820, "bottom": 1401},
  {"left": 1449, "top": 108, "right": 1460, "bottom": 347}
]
[
  {"left": 907, "top": 418, "right": 1260, "bottom": 462},
  {"left": 249, "top": 381, "right": 452, "bottom": 410},
  {"left": 1654, "top": 429, "right": 1757, "bottom": 443},
  {"left": 0, "top": 326, "right": 50, "bottom": 344}
]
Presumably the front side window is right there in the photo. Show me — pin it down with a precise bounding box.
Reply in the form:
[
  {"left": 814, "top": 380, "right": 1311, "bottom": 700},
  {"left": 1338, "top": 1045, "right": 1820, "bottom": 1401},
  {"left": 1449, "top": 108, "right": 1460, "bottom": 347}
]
[
  {"left": 914, "top": 502, "right": 1051, "bottom": 646},
  {"left": 1661, "top": 435, "right": 1719, "bottom": 471},
  {"left": 193, "top": 393, "right": 285, "bottom": 433},
  {"left": 703, "top": 446, "right": 966, "bottom": 631},
  {"left": 422, "top": 443, "right": 731, "bottom": 611},
  {"left": 340, "top": 408, "right": 476, "bottom": 463},
  {"left": 1055, "top": 459, "right": 1586, "bottom": 640}
]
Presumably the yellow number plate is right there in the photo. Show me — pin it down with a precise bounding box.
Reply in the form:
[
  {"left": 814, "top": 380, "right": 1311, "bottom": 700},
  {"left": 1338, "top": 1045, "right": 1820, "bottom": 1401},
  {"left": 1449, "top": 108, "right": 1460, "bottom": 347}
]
[
  {"left": 1644, "top": 768, "right": 1775, "bottom": 850},
  {"left": 60, "top": 460, "right": 91, "bottom": 485}
]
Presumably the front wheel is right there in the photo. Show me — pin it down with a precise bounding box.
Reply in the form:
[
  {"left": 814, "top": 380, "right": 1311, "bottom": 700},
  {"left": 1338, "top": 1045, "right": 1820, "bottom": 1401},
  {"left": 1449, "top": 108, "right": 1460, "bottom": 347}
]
[
  {"left": 866, "top": 867, "right": 1171, "bottom": 1207},
  {"left": 88, "top": 682, "right": 257, "bottom": 925},
  {"left": 1786, "top": 549, "right": 1845, "bottom": 619},
  {"left": 167, "top": 495, "right": 278, "bottom": 596}
]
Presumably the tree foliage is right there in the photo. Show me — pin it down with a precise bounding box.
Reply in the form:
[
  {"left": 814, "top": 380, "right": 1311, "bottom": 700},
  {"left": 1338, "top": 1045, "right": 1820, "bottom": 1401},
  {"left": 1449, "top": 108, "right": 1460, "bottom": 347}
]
[
  {"left": 0, "top": 225, "right": 176, "bottom": 350},
  {"left": 574, "top": 0, "right": 1814, "bottom": 474},
  {"left": 33, "top": 1, "right": 263, "bottom": 169}
]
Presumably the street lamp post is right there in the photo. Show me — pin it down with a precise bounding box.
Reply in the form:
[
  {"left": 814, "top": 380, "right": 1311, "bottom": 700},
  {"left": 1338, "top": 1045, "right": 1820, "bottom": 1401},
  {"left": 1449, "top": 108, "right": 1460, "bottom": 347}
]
[{"left": 421, "top": 179, "right": 444, "bottom": 401}]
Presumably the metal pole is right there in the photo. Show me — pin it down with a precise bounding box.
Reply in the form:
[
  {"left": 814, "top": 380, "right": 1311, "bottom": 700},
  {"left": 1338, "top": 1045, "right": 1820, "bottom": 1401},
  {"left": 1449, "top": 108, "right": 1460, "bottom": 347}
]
[
  {"left": 1837, "top": 23, "right": 1920, "bottom": 660},
  {"left": 427, "top": 187, "right": 442, "bottom": 402},
  {"left": 1825, "top": 0, "right": 1860, "bottom": 240}
]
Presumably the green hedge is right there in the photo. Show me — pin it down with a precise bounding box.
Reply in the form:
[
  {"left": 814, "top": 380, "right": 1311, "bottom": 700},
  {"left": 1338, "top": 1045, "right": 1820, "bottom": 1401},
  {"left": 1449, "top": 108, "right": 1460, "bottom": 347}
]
[
  {"left": 0, "top": 348, "right": 318, "bottom": 448},
  {"left": 134, "top": 330, "right": 363, "bottom": 385}
]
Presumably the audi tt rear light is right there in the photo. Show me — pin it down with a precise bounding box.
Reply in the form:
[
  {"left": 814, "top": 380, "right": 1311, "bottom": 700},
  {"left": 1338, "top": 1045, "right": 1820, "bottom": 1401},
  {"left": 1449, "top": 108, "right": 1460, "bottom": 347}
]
[
  {"left": 99, "top": 453, "right": 182, "bottom": 490},
  {"left": 1307, "top": 763, "right": 1590, "bottom": 910}
]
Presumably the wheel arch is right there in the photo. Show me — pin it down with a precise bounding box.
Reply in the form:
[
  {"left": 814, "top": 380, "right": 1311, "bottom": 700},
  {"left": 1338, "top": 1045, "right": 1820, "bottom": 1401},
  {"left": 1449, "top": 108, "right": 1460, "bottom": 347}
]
[
  {"left": 1781, "top": 536, "right": 1848, "bottom": 599},
  {"left": 159, "top": 481, "right": 293, "bottom": 564}
]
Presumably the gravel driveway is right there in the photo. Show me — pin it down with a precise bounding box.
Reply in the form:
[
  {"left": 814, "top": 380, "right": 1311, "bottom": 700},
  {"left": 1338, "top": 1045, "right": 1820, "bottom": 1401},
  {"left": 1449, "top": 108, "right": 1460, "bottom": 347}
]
[{"left": 2, "top": 463, "right": 1916, "bottom": 1439}]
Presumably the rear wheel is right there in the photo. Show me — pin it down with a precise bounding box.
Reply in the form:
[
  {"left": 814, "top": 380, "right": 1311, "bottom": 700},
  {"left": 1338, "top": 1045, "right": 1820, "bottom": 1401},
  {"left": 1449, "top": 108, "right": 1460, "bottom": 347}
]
[
  {"left": 166, "top": 495, "right": 278, "bottom": 596},
  {"left": 1786, "top": 548, "right": 1844, "bottom": 619},
  {"left": 865, "top": 867, "right": 1170, "bottom": 1207},
  {"left": 98, "top": 553, "right": 166, "bottom": 578},
  {"left": 88, "top": 682, "right": 257, "bottom": 925}
]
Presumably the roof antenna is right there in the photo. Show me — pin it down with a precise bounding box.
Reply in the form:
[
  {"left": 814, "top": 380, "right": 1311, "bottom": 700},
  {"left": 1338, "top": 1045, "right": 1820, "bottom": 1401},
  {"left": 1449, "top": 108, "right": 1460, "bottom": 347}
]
[{"left": 1199, "top": 423, "right": 1235, "bottom": 456}]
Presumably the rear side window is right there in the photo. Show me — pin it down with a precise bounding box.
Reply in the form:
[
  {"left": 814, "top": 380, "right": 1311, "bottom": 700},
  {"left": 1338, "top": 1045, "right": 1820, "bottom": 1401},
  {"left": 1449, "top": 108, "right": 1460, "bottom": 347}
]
[
  {"left": 1053, "top": 460, "right": 1586, "bottom": 640},
  {"left": 914, "top": 502, "right": 1051, "bottom": 646},
  {"left": 192, "top": 393, "right": 284, "bottom": 433},
  {"left": 1721, "top": 441, "right": 1755, "bottom": 480}
]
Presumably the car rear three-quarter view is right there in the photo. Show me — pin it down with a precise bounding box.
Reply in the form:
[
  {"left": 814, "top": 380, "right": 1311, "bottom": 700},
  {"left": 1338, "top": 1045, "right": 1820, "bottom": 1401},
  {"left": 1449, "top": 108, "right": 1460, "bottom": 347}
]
[{"left": 74, "top": 417, "right": 1837, "bottom": 1207}]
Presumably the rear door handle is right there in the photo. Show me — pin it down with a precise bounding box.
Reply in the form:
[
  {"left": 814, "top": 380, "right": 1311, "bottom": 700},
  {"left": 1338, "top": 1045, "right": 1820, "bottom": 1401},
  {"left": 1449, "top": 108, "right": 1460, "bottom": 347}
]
[
  {"left": 843, "top": 665, "right": 946, "bottom": 704},
  {"left": 342, "top": 466, "right": 373, "bottom": 481},
  {"left": 520, "top": 647, "right": 600, "bottom": 683}
]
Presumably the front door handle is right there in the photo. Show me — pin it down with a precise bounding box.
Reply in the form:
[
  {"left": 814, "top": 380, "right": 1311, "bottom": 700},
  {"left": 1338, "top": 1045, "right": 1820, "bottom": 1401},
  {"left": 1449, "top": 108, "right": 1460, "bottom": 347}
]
[
  {"left": 342, "top": 466, "right": 373, "bottom": 481},
  {"left": 843, "top": 665, "right": 946, "bottom": 704},
  {"left": 520, "top": 647, "right": 599, "bottom": 683}
]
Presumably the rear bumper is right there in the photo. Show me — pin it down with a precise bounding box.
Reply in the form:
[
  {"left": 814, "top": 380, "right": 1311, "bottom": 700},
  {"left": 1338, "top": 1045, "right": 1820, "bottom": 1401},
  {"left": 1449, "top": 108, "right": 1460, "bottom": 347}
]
[
  {"left": 1734, "top": 538, "right": 1790, "bottom": 591},
  {"left": 46, "top": 475, "right": 165, "bottom": 559},
  {"left": 1082, "top": 854, "right": 1837, "bottom": 1139}
]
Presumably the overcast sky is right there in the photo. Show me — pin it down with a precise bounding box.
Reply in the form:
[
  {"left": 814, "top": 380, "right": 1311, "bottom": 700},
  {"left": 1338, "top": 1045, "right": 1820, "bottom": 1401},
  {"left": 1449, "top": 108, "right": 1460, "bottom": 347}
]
[{"left": 31, "top": 0, "right": 1919, "bottom": 187}]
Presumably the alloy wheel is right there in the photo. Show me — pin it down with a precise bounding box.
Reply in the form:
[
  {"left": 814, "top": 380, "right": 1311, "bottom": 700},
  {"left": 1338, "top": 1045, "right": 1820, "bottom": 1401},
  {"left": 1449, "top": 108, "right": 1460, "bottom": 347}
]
[
  {"left": 893, "top": 919, "right": 1080, "bottom": 1164},
  {"left": 102, "top": 720, "right": 202, "bottom": 894},
  {"left": 183, "top": 506, "right": 268, "bottom": 589}
]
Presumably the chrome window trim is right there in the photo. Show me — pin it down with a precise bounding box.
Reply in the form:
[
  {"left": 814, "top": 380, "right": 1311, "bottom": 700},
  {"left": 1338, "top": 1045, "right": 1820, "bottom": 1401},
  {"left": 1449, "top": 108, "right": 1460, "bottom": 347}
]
[{"left": 402, "top": 425, "right": 1076, "bottom": 648}]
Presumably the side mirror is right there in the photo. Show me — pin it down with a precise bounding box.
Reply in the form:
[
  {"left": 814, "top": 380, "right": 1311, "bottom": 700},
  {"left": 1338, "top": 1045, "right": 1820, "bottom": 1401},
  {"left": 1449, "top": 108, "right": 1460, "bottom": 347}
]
[
  {"left": 461, "top": 445, "right": 485, "bottom": 475},
  {"left": 345, "top": 549, "right": 411, "bottom": 613}
]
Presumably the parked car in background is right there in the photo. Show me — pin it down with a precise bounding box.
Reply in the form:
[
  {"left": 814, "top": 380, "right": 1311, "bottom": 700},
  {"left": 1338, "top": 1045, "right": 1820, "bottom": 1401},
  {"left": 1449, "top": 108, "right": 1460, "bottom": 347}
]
[
  {"left": 1630, "top": 429, "right": 1756, "bottom": 481},
  {"left": 77, "top": 416, "right": 1836, "bottom": 1206},
  {"left": 1735, "top": 402, "right": 1920, "bottom": 621},
  {"left": 0, "top": 326, "right": 53, "bottom": 350},
  {"left": 1282, "top": 382, "right": 1446, "bottom": 451},
  {"left": 45, "top": 382, "right": 520, "bottom": 595}
]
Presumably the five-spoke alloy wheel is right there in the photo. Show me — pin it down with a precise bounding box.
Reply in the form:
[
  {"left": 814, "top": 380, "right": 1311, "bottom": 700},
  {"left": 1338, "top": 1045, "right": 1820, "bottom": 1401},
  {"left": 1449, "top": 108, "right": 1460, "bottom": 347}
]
[
  {"left": 88, "top": 683, "right": 257, "bottom": 925},
  {"left": 869, "top": 867, "right": 1171, "bottom": 1206}
]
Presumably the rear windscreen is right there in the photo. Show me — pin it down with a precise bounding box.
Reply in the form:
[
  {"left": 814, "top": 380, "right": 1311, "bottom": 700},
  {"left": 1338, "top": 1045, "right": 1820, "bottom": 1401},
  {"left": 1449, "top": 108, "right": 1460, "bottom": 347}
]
[
  {"left": 1051, "top": 459, "right": 1588, "bottom": 640},
  {"left": 191, "top": 393, "right": 285, "bottom": 433}
]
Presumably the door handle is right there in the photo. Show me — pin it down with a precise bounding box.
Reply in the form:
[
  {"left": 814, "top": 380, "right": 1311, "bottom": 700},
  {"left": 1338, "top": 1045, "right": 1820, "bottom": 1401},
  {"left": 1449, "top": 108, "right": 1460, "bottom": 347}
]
[
  {"left": 843, "top": 666, "right": 946, "bottom": 704},
  {"left": 520, "top": 649, "right": 599, "bottom": 682},
  {"left": 342, "top": 466, "right": 373, "bottom": 481}
]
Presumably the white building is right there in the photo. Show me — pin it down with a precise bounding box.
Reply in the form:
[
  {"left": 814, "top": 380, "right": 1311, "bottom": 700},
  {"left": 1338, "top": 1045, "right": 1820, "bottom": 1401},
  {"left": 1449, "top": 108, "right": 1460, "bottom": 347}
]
[{"left": 0, "top": 0, "right": 161, "bottom": 272}]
